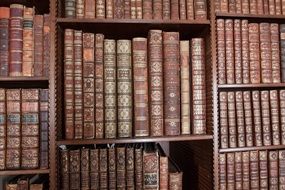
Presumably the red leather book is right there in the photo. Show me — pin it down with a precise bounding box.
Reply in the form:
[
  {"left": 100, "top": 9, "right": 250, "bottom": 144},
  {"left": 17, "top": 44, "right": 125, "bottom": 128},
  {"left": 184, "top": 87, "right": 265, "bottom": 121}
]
[
  {"left": 90, "top": 149, "right": 100, "bottom": 189},
  {"left": 0, "top": 89, "right": 5, "bottom": 170},
  {"left": 270, "top": 23, "right": 281, "bottom": 83},
  {"left": 280, "top": 90, "right": 285, "bottom": 144},
  {"left": 0, "top": 7, "right": 10, "bottom": 76},
  {"left": 153, "top": 0, "right": 162, "bottom": 19},
  {"left": 235, "top": 152, "right": 242, "bottom": 189},
  {"left": 108, "top": 147, "right": 116, "bottom": 189},
  {"left": 163, "top": 32, "right": 180, "bottom": 136},
  {"left": 252, "top": 91, "right": 263, "bottom": 146},
  {"left": 259, "top": 150, "right": 268, "bottom": 189},
  {"left": 229, "top": 0, "right": 236, "bottom": 13},
  {"left": 235, "top": 91, "right": 245, "bottom": 147},
  {"left": 269, "top": 0, "right": 275, "bottom": 15},
  {"left": 61, "top": 149, "right": 69, "bottom": 190},
  {"left": 143, "top": 148, "right": 159, "bottom": 189},
  {"left": 225, "top": 19, "right": 235, "bottom": 84},
  {"left": 194, "top": 0, "right": 207, "bottom": 20},
  {"left": 99, "top": 148, "right": 108, "bottom": 189},
  {"left": 43, "top": 14, "right": 50, "bottom": 77},
  {"left": 270, "top": 90, "right": 280, "bottom": 145},
  {"left": 219, "top": 92, "right": 228, "bottom": 149},
  {"left": 106, "top": 0, "right": 114, "bottom": 18},
  {"left": 114, "top": 0, "right": 124, "bottom": 18},
  {"left": 243, "top": 91, "right": 253, "bottom": 147},
  {"left": 242, "top": 151, "right": 250, "bottom": 189},
  {"left": 143, "top": 0, "right": 153, "bottom": 19},
  {"left": 84, "top": 0, "right": 96, "bottom": 18},
  {"left": 40, "top": 89, "right": 48, "bottom": 169},
  {"left": 133, "top": 38, "right": 149, "bottom": 137},
  {"left": 69, "top": 150, "right": 80, "bottom": 189},
  {"left": 249, "top": 0, "right": 257, "bottom": 14},
  {"left": 219, "top": 154, "right": 226, "bottom": 190},
  {"left": 227, "top": 153, "right": 235, "bottom": 189},
  {"left": 96, "top": 0, "right": 106, "bottom": 18},
  {"left": 76, "top": 0, "right": 84, "bottom": 18},
  {"left": 279, "top": 150, "right": 285, "bottom": 189},
  {"left": 217, "top": 19, "right": 226, "bottom": 84},
  {"left": 117, "top": 146, "right": 126, "bottom": 189},
  {"left": 65, "top": 0, "right": 76, "bottom": 18},
  {"left": 234, "top": 19, "right": 242, "bottom": 84},
  {"left": 81, "top": 148, "right": 90, "bottom": 189},
  {"left": 83, "top": 33, "right": 95, "bottom": 139},
  {"left": 126, "top": 146, "right": 135, "bottom": 189},
  {"left": 135, "top": 145, "right": 143, "bottom": 189},
  {"left": 256, "top": 0, "right": 264, "bottom": 14},
  {"left": 241, "top": 0, "right": 250, "bottom": 14},
  {"left": 249, "top": 23, "right": 261, "bottom": 83},
  {"left": 220, "top": 0, "right": 228, "bottom": 13},
  {"left": 186, "top": 0, "right": 194, "bottom": 20},
  {"left": 34, "top": 15, "right": 44, "bottom": 76},
  {"left": 9, "top": 4, "right": 24, "bottom": 76},
  {"left": 250, "top": 150, "right": 260, "bottom": 189},
  {"left": 163, "top": 0, "right": 171, "bottom": 19},
  {"left": 228, "top": 92, "right": 237, "bottom": 148},
  {"left": 171, "top": 0, "right": 179, "bottom": 20},
  {"left": 269, "top": 151, "right": 279, "bottom": 189},
  {"left": 124, "top": 0, "right": 131, "bottom": 18},
  {"left": 241, "top": 19, "right": 250, "bottom": 83},
  {"left": 276, "top": 0, "right": 282, "bottom": 14},
  {"left": 261, "top": 91, "right": 272, "bottom": 146}
]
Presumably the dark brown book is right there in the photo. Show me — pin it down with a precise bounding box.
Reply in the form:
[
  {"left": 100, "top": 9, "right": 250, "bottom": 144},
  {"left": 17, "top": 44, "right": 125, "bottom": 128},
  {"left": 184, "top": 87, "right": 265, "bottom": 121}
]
[
  {"left": 171, "top": 0, "right": 179, "bottom": 19},
  {"left": 126, "top": 146, "right": 135, "bottom": 189},
  {"left": 99, "top": 148, "right": 108, "bottom": 189},
  {"left": 242, "top": 151, "right": 250, "bottom": 189},
  {"left": 234, "top": 19, "right": 242, "bottom": 84},
  {"left": 217, "top": 19, "right": 226, "bottom": 84},
  {"left": 0, "top": 7, "right": 9, "bottom": 76},
  {"left": 96, "top": 0, "right": 106, "bottom": 18},
  {"left": 235, "top": 152, "right": 242, "bottom": 189},
  {"left": 90, "top": 149, "right": 99, "bottom": 190},
  {"left": 114, "top": 0, "right": 124, "bottom": 18},
  {"left": 261, "top": 91, "right": 272, "bottom": 146},
  {"left": 279, "top": 150, "right": 285, "bottom": 189},
  {"left": 229, "top": 0, "right": 236, "bottom": 13},
  {"left": 135, "top": 145, "right": 143, "bottom": 189},
  {"left": 252, "top": 91, "right": 263, "bottom": 146},
  {"left": 163, "top": 0, "right": 171, "bottom": 19},
  {"left": 250, "top": 150, "right": 259, "bottom": 189},
  {"left": 227, "top": 153, "right": 235, "bottom": 189},
  {"left": 117, "top": 146, "right": 126, "bottom": 189},
  {"left": 235, "top": 91, "right": 245, "bottom": 147},
  {"left": 280, "top": 90, "right": 285, "bottom": 144},
  {"left": 280, "top": 25, "right": 285, "bottom": 82},
  {"left": 143, "top": 149, "right": 159, "bottom": 189},
  {"left": 124, "top": 0, "right": 131, "bottom": 18},
  {"left": 270, "top": 90, "right": 280, "bottom": 145},
  {"left": 143, "top": 0, "right": 153, "bottom": 19},
  {"left": 65, "top": 0, "right": 76, "bottom": 18},
  {"left": 270, "top": 23, "right": 281, "bottom": 83},
  {"left": 249, "top": 23, "right": 261, "bottom": 83},
  {"left": 34, "top": 15, "right": 44, "bottom": 76},
  {"left": 69, "top": 149, "right": 80, "bottom": 189},
  {"left": 243, "top": 91, "right": 253, "bottom": 147},
  {"left": 194, "top": 0, "right": 207, "bottom": 20},
  {"left": 81, "top": 148, "right": 90, "bottom": 189},
  {"left": 269, "top": 151, "right": 279, "bottom": 189},
  {"left": 219, "top": 92, "right": 228, "bottom": 149},
  {"left": 84, "top": 0, "right": 96, "bottom": 18},
  {"left": 0, "top": 89, "right": 5, "bottom": 170},
  {"left": 61, "top": 149, "right": 69, "bottom": 190},
  {"left": 259, "top": 150, "right": 268, "bottom": 189},
  {"left": 241, "top": 19, "right": 250, "bottom": 84},
  {"left": 228, "top": 92, "right": 237, "bottom": 148},
  {"left": 269, "top": 0, "right": 275, "bottom": 15},
  {"left": 241, "top": 0, "right": 250, "bottom": 14},
  {"left": 225, "top": 19, "right": 235, "bottom": 84},
  {"left": 108, "top": 146, "right": 116, "bottom": 189},
  {"left": 219, "top": 154, "right": 227, "bottom": 190},
  {"left": 249, "top": 0, "right": 257, "bottom": 14},
  {"left": 153, "top": 0, "right": 163, "bottom": 19},
  {"left": 43, "top": 14, "right": 50, "bottom": 77}
]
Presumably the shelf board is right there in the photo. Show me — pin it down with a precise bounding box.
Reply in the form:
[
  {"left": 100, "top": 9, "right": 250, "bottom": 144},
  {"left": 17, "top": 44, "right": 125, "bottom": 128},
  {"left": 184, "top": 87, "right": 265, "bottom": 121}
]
[
  {"left": 218, "top": 83, "right": 285, "bottom": 90},
  {"left": 216, "top": 12, "right": 285, "bottom": 20},
  {"left": 0, "top": 169, "right": 50, "bottom": 176},
  {"left": 57, "top": 135, "right": 213, "bottom": 145},
  {"left": 0, "top": 77, "right": 49, "bottom": 82},
  {"left": 219, "top": 145, "right": 285, "bottom": 153}
]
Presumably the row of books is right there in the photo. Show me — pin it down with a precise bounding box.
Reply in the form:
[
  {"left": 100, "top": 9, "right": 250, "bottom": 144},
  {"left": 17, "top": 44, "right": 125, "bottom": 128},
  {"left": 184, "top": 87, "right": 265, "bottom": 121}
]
[
  {"left": 64, "top": 29, "right": 207, "bottom": 140},
  {"left": 5, "top": 175, "right": 47, "bottom": 190},
  {"left": 217, "top": 19, "right": 285, "bottom": 85},
  {"left": 219, "top": 90, "right": 285, "bottom": 149},
  {"left": 0, "top": 89, "right": 49, "bottom": 170},
  {"left": 64, "top": 0, "right": 207, "bottom": 20},
  {"left": 219, "top": 150, "right": 285, "bottom": 190},
  {"left": 0, "top": 5, "right": 50, "bottom": 77},
  {"left": 60, "top": 143, "right": 182, "bottom": 190},
  {"left": 215, "top": 0, "right": 285, "bottom": 15}
]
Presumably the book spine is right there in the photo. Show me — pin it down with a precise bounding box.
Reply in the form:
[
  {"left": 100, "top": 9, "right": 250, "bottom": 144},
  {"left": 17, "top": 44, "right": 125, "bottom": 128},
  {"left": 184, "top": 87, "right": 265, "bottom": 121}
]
[
  {"left": 136, "top": 0, "right": 143, "bottom": 19},
  {"left": 269, "top": 151, "right": 279, "bottom": 189},
  {"left": 69, "top": 150, "right": 80, "bottom": 189},
  {"left": 65, "top": 0, "right": 76, "bottom": 18},
  {"left": 235, "top": 91, "right": 245, "bottom": 147},
  {"left": 225, "top": 19, "right": 235, "bottom": 84},
  {"left": 104, "top": 39, "right": 117, "bottom": 138},
  {"left": 117, "top": 40, "right": 132, "bottom": 138},
  {"left": 194, "top": 0, "right": 207, "bottom": 20},
  {"left": 81, "top": 148, "right": 90, "bottom": 189},
  {"left": 117, "top": 147, "right": 126, "bottom": 189},
  {"left": 249, "top": 23, "right": 261, "bottom": 83},
  {"left": 163, "top": 0, "right": 171, "bottom": 19},
  {"left": 228, "top": 92, "right": 237, "bottom": 148},
  {"left": 179, "top": 0, "right": 187, "bottom": 20},
  {"left": 235, "top": 152, "right": 242, "bottom": 189},
  {"left": 257, "top": 0, "right": 264, "bottom": 14},
  {"left": 159, "top": 156, "right": 168, "bottom": 190},
  {"left": 108, "top": 147, "right": 116, "bottom": 189},
  {"left": 153, "top": 0, "right": 163, "bottom": 19},
  {"left": 143, "top": 151, "right": 159, "bottom": 189},
  {"left": 0, "top": 7, "right": 10, "bottom": 76},
  {"left": 124, "top": 0, "right": 131, "bottom": 19},
  {"left": 106, "top": 0, "right": 114, "bottom": 18},
  {"left": 171, "top": 0, "right": 179, "bottom": 20},
  {"left": 34, "top": 15, "right": 44, "bottom": 76},
  {"left": 133, "top": 38, "right": 149, "bottom": 137},
  {"left": 114, "top": 0, "right": 124, "bottom": 18},
  {"left": 186, "top": 0, "right": 194, "bottom": 20},
  {"left": 269, "top": 0, "right": 275, "bottom": 15},
  {"left": 241, "top": 0, "right": 250, "bottom": 14},
  {"left": 229, "top": 0, "right": 236, "bottom": 13},
  {"left": 6, "top": 184, "right": 18, "bottom": 190},
  {"left": 242, "top": 151, "right": 250, "bottom": 189},
  {"left": 135, "top": 147, "right": 143, "bottom": 189},
  {"left": 99, "top": 148, "right": 108, "bottom": 189},
  {"left": 243, "top": 91, "right": 253, "bottom": 147},
  {"left": 0, "top": 89, "right": 5, "bottom": 170},
  {"left": 17, "top": 179, "right": 29, "bottom": 190},
  {"left": 90, "top": 149, "right": 100, "bottom": 189},
  {"left": 95, "top": 34, "right": 104, "bottom": 138},
  {"left": 252, "top": 91, "right": 263, "bottom": 146},
  {"left": 260, "top": 23, "right": 272, "bottom": 83},
  {"left": 270, "top": 90, "right": 280, "bottom": 145},
  {"left": 143, "top": 0, "right": 153, "bottom": 19},
  {"left": 76, "top": 0, "right": 85, "bottom": 18},
  {"left": 259, "top": 150, "right": 269, "bottom": 189},
  {"left": 236, "top": 0, "right": 242, "bottom": 13},
  {"left": 214, "top": 0, "right": 220, "bottom": 12},
  {"left": 219, "top": 92, "right": 228, "bottom": 149},
  {"left": 163, "top": 32, "right": 180, "bottom": 136},
  {"left": 61, "top": 150, "right": 69, "bottom": 190},
  {"left": 30, "top": 184, "right": 43, "bottom": 190},
  {"left": 219, "top": 154, "right": 227, "bottom": 190},
  {"left": 96, "top": 0, "right": 106, "bottom": 18},
  {"left": 280, "top": 25, "right": 285, "bottom": 82},
  {"left": 126, "top": 147, "right": 135, "bottom": 189},
  {"left": 249, "top": 0, "right": 257, "bottom": 14},
  {"left": 217, "top": 19, "right": 226, "bottom": 84},
  {"left": 43, "top": 14, "right": 50, "bottom": 77},
  {"left": 227, "top": 153, "right": 235, "bottom": 189},
  {"left": 280, "top": 90, "right": 285, "bottom": 144},
  {"left": 234, "top": 19, "right": 242, "bottom": 84},
  {"left": 279, "top": 150, "right": 285, "bottom": 189},
  {"left": 271, "top": 23, "right": 281, "bottom": 83},
  {"left": 261, "top": 91, "right": 272, "bottom": 146},
  {"left": 84, "top": 0, "right": 96, "bottom": 18},
  {"left": 276, "top": 0, "right": 282, "bottom": 14},
  {"left": 131, "top": 0, "right": 137, "bottom": 19},
  {"left": 221, "top": 0, "right": 229, "bottom": 13},
  {"left": 169, "top": 172, "right": 183, "bottom": 189},
  {"left": 250, "top": 150, "right": 260, "bottom": 189}
]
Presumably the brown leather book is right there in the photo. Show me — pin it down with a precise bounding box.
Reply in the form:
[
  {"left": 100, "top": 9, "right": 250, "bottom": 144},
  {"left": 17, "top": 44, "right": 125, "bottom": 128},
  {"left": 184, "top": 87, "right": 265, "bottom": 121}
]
[
  {"left": 276, "top": 0, "right": 282, "bottom": 14},
  {"left": 227, "top": 153, "right": 235, "bottom": 189},
  {"left": 0, "top": 7, "right": 10, "bottom": 76},
  {"left": 283, "top": 0, "right": 285, "bottom": 15},
  {"left": 17, "top": 178, "right": 29, "bottom": 190},
  {"left": 133, "top": 37, "right": 149, "bottom": 137},
  {"left": 186, "top": 0, "right": 194, "bottom": 20},
  {"left": 243, "top": 91, "right": 253, "bottom": 147},
  {"left": 135, "top": 145, "right": 143, "bottom": 189},
  {"left": 114, "top": 0, "right": 124, "bottom": 18},
  {"left": 229, "top": 0, "right": 236, "bottom": 13},
  {"left": 227, "top": 92, "right": 237, "bottom": 148},
  {"left": 249, "top": 23, "right": 261, "bottom": 83},
  {"left": 106, "top": 0, "right": 114, "bottom": 18},
  {"left": 108, "top": 146, "right": 116, "bottom": 189},
  {"left": 261, "top": 91, "right": 272, "bottom": 146},
  {"left": 117, "top": 146, "right": 126, "bottom": 189},
  {"left": 163, "top": 0, "right": 171, "bottom": 19},
  {"left": 81, "top": 148, "right": 90, "bottom": 189},
  {"left": 90, "top": 149, "right": 100, "bottom": 189},
  {"left": 171, "top": 0, "right": 179, "bottom": 20},
  {"left": 159, "top": 156, "right": 168, "bottom": 190},
  {"left": 252, "top": 91, "right": 263, "bottom": 146},
  {"left": 242, "top": 151, "right": 250, "bottom": 189},
  {"left": 214, "top": 0, "right": 220, "bottom": 12},
  {"left": 74, "top": 30, "right": 83, "bottom": 139},
  {"left": 131, "top": 0, "right": 136, "bottom": 18},
  {"left": 194, "top": 0, "right": 207, "bottom": 20},
  {"left": 270, "top": 90, "right": 280, "bottom": 145},
  {"left": 143, "top": 0, "right": 153, "bottom": 19},
  {"left": 279, "top": 150, "right": 285, "bottom": 189},
  {"left": 99, "top": 148, "right": 108, "bottom": 189},
  {"left": 61, "top": 149, "right": 69, "bottom": 190},
  {"left": 249, "top": 0, "right": 257, "bottom": 14},
  {"left": 83, "top": 33, "right": 95, "bottom": 139},
  {"left": 241, "top": 0, "right": 250, "bottom": 14},
  {"left": 34, "top": 15, "right": 44, "bottom": 76},
  {"left": 65, "top": 0, "right": 76, "bottom": 18},
  {"left": 29, "top": 184, "right": 43, "bottom": 190},
  {"left": 136, "top": 0, "right": 143, "bottom": 19},
  {"left": 269, "top": 0, "right": 275, "bottom": 15},
  {"left": 143, "top": 148, "right": 159, "bottom": 189},
  {"left": 9, "top": 4, "right": 24, "bottom": 76},
  {"left": 6, "top": 184, "right": 17, "bottom": 190},
  {"left": 219, "top": 154, "right": 226, "bottom": 190},
  {"left": 217, "top": 19, "right": 226, "bottom": 84},
  {"left": 163, "top": 32, "right": 180, "bottom": 136},
  {"left": 236, "top": 0, "right": 242, "bottom": 13},
  {"left": 280, "top": 90, "right": 285, "bottom": 144},
  {"left": 235, "top": 91, "right": 245, "bottom": 147},
  {"left": 234, "top": 19, "right": 242, "bottom": 84},
  {"left": 264, "top": 0, "right": 269, "bottom": 14},
  {"left": 0, "top": 89, "right": 5, "bottom": 170},
  {"left": 64, "top": 29, "right": 74, "bottom": 139},
  {"left": 259, "top": 150, "right": 268, "bottom": 189},
  {"left": 126, "top": 146, "right": 135, "bottom": 189},
  {"left": 250, "top": 150, "right": 259, "bottom": 189},
  {"left": 6, "top": 89, "right": 21, "bottom": 169},
  {"left": 280, "top": 25, "right": 285, "bottom": 82},
  {"left": 124, "top": 0, "right": 131, "bottom": 18},
  {"left": 225, "top": 19, "right": 235, "bottom": 84},
  {"left": 153, "top": 0, "right": 162, "bottom": 19},
  {"left": 241, "top": 20, "right": 250, "bottom": 83},
  {"left": 69, "top": 149, "right": 80, "bottom": 189},
  {"left": 43, "top": 14, "right": 50, "bottom": 77},
  {"left": 269, "top": 151, "right": 279, "bottom": 189},
  {"left": 75, "top": 0, "right": 84, "bottom": 18},
  {"left": 256, "top": 0, "right": 264, "bottom": 14},
  {"left": 169, "top": 172, "right": 183, "bottom": 190},
  {"left": 84, "top": 0, "right": 96, "bottom": 18},
  {"left": 219, "top": 92, "right": 228, "bottom": 149},
  {"left": 96, "top": 0, "right": 105, "bottom": 18},
  {"left": 95, "top": 34, "right": 104, "bottom": 138},
  {"left": 270, "top": 23, "right": 281, "bottom": 83},
  {"left": 220, "top": 0, "right": 228, "bottom": 13},
  {"left": 235, "top": 152, "right": 242, "bottom": 189},
  {"left": 148, "top": 30, "right": 163, "bottom": 136}
]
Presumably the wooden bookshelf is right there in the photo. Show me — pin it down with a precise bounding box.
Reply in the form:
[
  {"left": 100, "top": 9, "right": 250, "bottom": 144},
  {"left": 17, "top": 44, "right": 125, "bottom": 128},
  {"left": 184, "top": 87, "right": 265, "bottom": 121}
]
[
  {"left": 219, "top": 145, "right": 285, "bottom": 153},
  {"left": 0, "top": 169, "right": 50, "bottom": 176},
  {"left": 216, "top": 12, "right": 285, "bottom": 20},
  {"left": 0, "top": 76, "right": 49, "bottom": 82},
  {"left": 218, "top": 83, "right": 285, "bottom": 90}
]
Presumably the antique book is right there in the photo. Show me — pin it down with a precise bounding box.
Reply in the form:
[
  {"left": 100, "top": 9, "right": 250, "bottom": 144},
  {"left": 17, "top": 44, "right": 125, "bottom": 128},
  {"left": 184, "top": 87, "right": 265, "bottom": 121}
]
[
  {"left": 69, "top": 150, "right": 80, "bottom": 189},
  {"left": 217, "top": 19, "right": 226, "bottom": 84},
  {"left": 280, "top": 90, "right": 285, "bottom": 144},
  {"left": 180, "top": 41, "right": 190, "bottom": 134},
  {"left": 99, "top": 148, "right": 108, "bottom": 189},
  {"left": 108, "top": 146, "right": 116, "bottom": 189},
  {"left": 235, "top": 152, "right": 242, "bottom": 189},
  {"left": 106, "top": 0, "right": 114, "bottom": 18},
  {"left": 61, "top": 149, "right": 69, "bottom": 190},
  {"left": 95, "top": 34, "right": 104, "bottom": 138},
  {"left": 250, "top": 151, "right": 259, "bottom": 189},
  {"left": 96, "top": 0, "right": 105, "bottom": 18},
  {"left": 269, "top": 151, "right": 279, "bottom": 189},
  {"left": 225, "top": 19, "right": 235, "bottom": 84},
  {"left": 241, "top": 0, "right": 250, "bottom": 14},
  {"left": 219, "top": 92, "right": 228, "bottom": 149},
  {"left": 252, "top": 91, "right": 263, "bottom": 146},
  {"left": 17, "top": 178, "right": 29, "bottom": 190},
  {"left": 234, "top": 19, "right": 242, "bottom": 84},
  {"left": 136, "top": 0, "right": 143, "bottom": 19},
  {"left": 135, "top": 145, "right": 143, "bottom": 189},
  {"left": 0, "top": 7, "right": 9, "bottom": 76},
  {"left": 83, "top": 33, "right": 95, "bottom": 139},
  {"left": 228, "top": 92, "right": 237, "bottom": 148},
  {"left": 143, "top": 148, "right": 159, "bottom": 189},
  {"left": 117, "top": 146, "right": 126, "bottom": 189},
  {"left": 219, "top": 154, "right": 227, "bottom": 190},
  {"left": 124, "top": 0, "right": 131, "bottom": 18},
  {"left": 264, "top": 0, "right": 269, "bottom": 14},
  {"left": 270, "top": 23, "right": 281, "bottom": 83},
  {"left": 84, "top": 0, "right": 96, "bottom": 18},
  {"left": 229, "top": 0, "right": 236, "bottom": 13},
  {"left": 236, "top": 0, "right": 242, "bottom": 13},
  {"left": 0, "top": 89, "right": 5, "bottom": 170},
  {"left": 259, "top": 150, "right": 269, "bottom": 189},
  {"left": 249, "top": 0, "right": 257, "bottom": 14},
  {"left": 159, "top": 156, "right": 168, "bottom": 190},
  {"left": 90, "top": 149, "right": 100, "bottom": 189},
  {"left": 243, "top": 91, "right": 253, "bottom": 147},
  {"left": 280, "top": 25, "right": 285, "bottom": 82},
  {"left": 43, "top": 14, "right": 50, "bottom": 77},
  {"left": 276, "top": 0, "right": 282, "bottom": 14},
  {"left": 65, "top": 0, "right": 76, "bottom": 18},
  {"left": 143, "top": 0, "right": 153, "bottom": 19},
  {"left": 114, "top": 0, "right": 124, "bottom": 18},
  {"left": 117, "top": 40, "right": 132, "bottom": 138},
  {"left": 81, "top": 148, "right": 90, "bottom": 189},
  {"left": 74, "top": 30, "right": 83, "bottom": 139},
  {"left": 64, "top": 29, "right": 74, "bottom": 139},
  {"left": 169, "top": 172, "right": 183, "bottom": 190},
  {"left": 133, "top": 38, "right": 149, "bottom": 137},
  {"left": 148, "top": 30, "right": 163, "bottom": 136},
  {"left": 6, "top": 89, "right": 21, "bottom": 169},
  {"left": 270, "top": 90, "right": 280, "bottom": 145},
  {"left": 104, "top": 39, "right": 117, "bottom": 138},
  {"left": 186, "top": 0, "right": 194, "bottom": 20},
  {"left": 171, "top": 0, "right": 179, "bottom": 20},
  {"left": 269, "top": 0, "right": 275, "bottom": 15},
  {"left": 214, "top": 0, "right": 220, "bottom": 12},
  {"left": 9, "top": 4, "right": 24, "bottom": 76},
  {"left": 6, "top": 184, "right": 18, "bottom": 190},
  {"left": 153, "top": 0, "right": 162, "bottom": 19},
  {"left": 194, "top": 0, "right": 207, "bottom": 20},
  {"left": 126, "top": 146, "right": 135, "bottom": 189},
  {"left": 30, "top": 184, "right": 43, "bottom": 190},
  {"left": 220, "top": 0, "right": 228, "bottom": 12},
  {"left": 192, "top": 38, "right": 206, "bottom": 134},
  {"left": 249, "top": 23, "right": 261, "bottom": 83},
  {"left": 242, "top": 151, "right": 250, "bottom": 189},
  {"left": 241, "top": 19, "right": 250, "bottom": 83},
  {"left": 283, "top": 0, "right": 285, "bottom": 15},
  {"left": 163, "top": 32, "right": 180, "bottom": 136},
  {"left": 279, "top": 150, "right": 285, "bottom": 189},
  {"left": 235, "top": 91, "right": 245, "bottom": 147},
  {"left": 75, "top": 0, "right": 84, "bottom": 18},
  {"left": 130, "top": 0, "right": 136, "bottom": 18},
  {"left": 22, "top": 7, "right": 34, "bottom": 76},
  {"left": 163, "top": 0, "right": 171, "bottom": 19},
  {"left": 34, "top": 15, "right": 44, "bottom": 76},
  {"left": 257, "top": 0, "right": 264, "bottom": 14},
  {"left": 227, "top": 153, "right": 235, "bottom": 189},
  {"left": 261, "top": 91, "right": 272, "bottom": 146}
]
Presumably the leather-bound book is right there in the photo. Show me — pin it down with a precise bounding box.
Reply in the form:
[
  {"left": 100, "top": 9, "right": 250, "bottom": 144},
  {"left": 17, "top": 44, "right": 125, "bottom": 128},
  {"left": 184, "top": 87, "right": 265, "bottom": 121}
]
[
  {"left": 30, "top": 184, "right": 43, "bottom": 190},
  {"left": 235, "top": 152, "right": 242, "bottom": 189},
  {"left": 270, "top": 23, "right": 281, "bottom": 83},
  {"left": 279, "top": 150, "right": 285, "bottom": 189},
  {"left": 236, "top": 0, "right": 242, "bottom": 13},
  {"left": 153, "top": 0, "right": 162, "bottom": 19},
  {"left": 0, "top": 7, "right": 9, "bottom": 76},
  {"left": 270, "top": 90, "right": 280, "bottom": 145},
  {"left": 214, "top": 0, "right": 220, "bottom": 12},
  {"left": 242, "top": 151, "right": 250, "bottom": 189},
  {"left": 108, "top": 146, "right": 116, "bottom": 189},
  {"left": 133, "top": 38, "right": 149, "bottom": 137},
  {"left": 9, "top": 4, "right": 24, "bottom": 76},
  {"left": 143, "top": 0, "right": 153, "bottom": 19},
  {"left": 241, "top": 0, "right": 250, "bottom": 14},
  {"left": 163, "top": 0, "right": 171, "bottom": 19},
  {"left": 6, "top": 184, "right": 17, "bottom": 190},
  {"left": 180, "top": 41, "right": 190, "bottom": 135},
  {"left": 234, "top": 19, "right": 242, "bottom": 84},
  {"left": 219, "top": 92, "right": 228, "bottom": 149},
  {"left": 22, "top": 7, "right": 34, "bottom": 76},
  {"left": 64, "top": 29, "right": 74, "bottom": 139},
  {"left": 74, "top": 30, "right": 83, "bottom": 139},
  {"left": 84, "top": 0, "right": 96, "bottom": 18},
  {"left": 194, "top": 0, "right": 207, "bottom": 20},
  {"left": 69, "top": 149, "right": 80, "bottom": 189},
  {"left": 252, "top": 91, "right": 263, "bottom": 146},
  {"left": 83, "top": 33, "right": 95, "bottom": 139},
  {"left": 40, "top": 90, "right": 48, "bottom": 169},
  {"left": 220, "top": 0, "right": 228, "bottom": 13},
  {"left": 117, "top": 40, "right": 132, "bottom": 138},
  {"left": 191, "top": 38, "right": 206, "bottom": 134},
  {"left": 130, "top": 0, "right": 136, "bottom": 19},
  {"left": 276, "top": 0, "right": 282, "bottom": 14},
  {"left": 169, "top": 172, "right": 182, "bottom": 190},
  {"left": 117, "top": 146, "right": 126, "bottom": 189},
  {"left": 65, "top": 0, "right": 76, "bottom": 18},
  {"left": 163, "top": 32, "right": 180, "bottom": 136},
  {"left": 104, "top": 39, "right": 117, "bottom": 138},
  {"left": 0, "top": 89, "right": 5, "bottom": 170},
  {"left": 6, "top": 89, "right": 21, "bottom": 169},
  {"left": 225, "top": 19, "right": 235, "bottom": 84},
  {"left": 219, "top": 154, "right": 226, "bottom": 190},
  {"left": 227, "top": 92, "right": 237, "bottom": 148},
  {"left": 249, "top": 23, "right": 261, "bottom": 83},
  {"left": 283, "top": 0, "right": 285, "bottom": 15},
  {"left": 217, "top": 19, "right": 226, "bottom": 84},
  {"left": 269, "top": 0, "right": 275, "bottom": 15},
  {"left": 34, "top": 15, "right": 44, "bottom": 76},
  {"left": 269, "top": 151, "right": 279, "bottom": 189},
  {"left": 227, "top": 153, "right": 235, "bottom": 189},
  {"left": 280, "top": 90, "right": 285, "bottom": 144},
  {"left": 106, "top": 0, "right": 114, "bottom": 18},
  {"left": 124, "top": 0, "right": 131, "bottom": 18},
  {"left": 171, "top": 0, "right": 179, "bottom": 20},
  {"left": 75, "top": 0, "right": 84, "bottom": 18},
  {"left": 126, "top": 146, "right": 135, "bottom": 189},
  {"left": 235, "top": 91, "right": 245, "bottom": 147},
  {"left": 261, "top": 91, "right": 272, "bottom": 146},
  {"left": 159, "top": 156, "right": 168, "bottom": 190},
  {"left": 135, "top": 145, "right": 143, "bottom": 189},
  {"left": 259, "top": 150, "right": 268, "bottom": 189},
  {"left": 81, "top": 148, "right": 90, "bottom": 189},
  {"left": 61, "top": 149, "right": 69, "bottom": 190},
  {"left": 249, "top": 0, "right": 257, "bottom": 14},
  {"left": 243, "top": 91, "right": 253, "bottom": 147},
  {"left": 241, "top": 19, "right": 250, "bottom": 83},
  {"left": 96, "top": 0, "right": 105, "bottom": 18},
  {"left": 264, "top": 0, "right": 269, "bottom": 14},
  {"left": 148, "top": 30, "right": 163, "bottom": 136},
  {"left": 250, "top": 151, "right": 259, "bottom": 189},
  {"left": 136, "top": 0, "right": 143, "bottom": 19},
  {"left": 229, "top": 0, "right": 236, "bottom": 13},
  {"left": 257, "top": 0, "right": 264, "bottom": 14},
  {"left": 143, "top": 148, "right": 159, "bottom": 189},
  {"left": 280, "top": 25, "right": 285, "bottom": 82},
  {"left": 43, "top": 14, "right": 51, "bottom": 77},
  {"left": 17, "top": 178, "right": 29, "bottom": 190},
  {"left": 186, "top": 0, "right": 194, "bottom": 20},
  {"left": 99, "top": 148, "right": 108, "bottom": 189},
  {"left": 259, "top": 23, "right": 272, "bottom": 83},
  {"left": 90, "top": 149, "right": 100, "bottom": 189},
  {"left": 95, "top": 34, "right": 104, "bottom": 138},
  {"left": 114, "top": 0, "right": 124, "bottom": 18}
]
